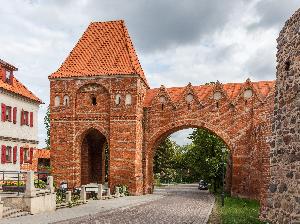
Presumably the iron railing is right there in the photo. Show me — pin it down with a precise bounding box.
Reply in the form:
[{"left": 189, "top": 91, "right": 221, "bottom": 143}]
[{"left": 0, "top": 170, "right": 50, "bottom": 195}]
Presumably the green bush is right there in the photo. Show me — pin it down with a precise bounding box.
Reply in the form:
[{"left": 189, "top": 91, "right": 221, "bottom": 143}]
[
  {"left": 56, "top": 189, "right": 66, "bottom": 204},
  {"left": 34, "top": 180, "right": 46, "bottom": 189},
  {"left": 117, "top": 184, "right": 129, "bottom": 196}
]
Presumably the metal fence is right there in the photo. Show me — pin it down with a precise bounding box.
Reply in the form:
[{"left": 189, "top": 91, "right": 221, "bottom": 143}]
[{"left": 0, "top": 170, "right": 50, "bottom": 195}]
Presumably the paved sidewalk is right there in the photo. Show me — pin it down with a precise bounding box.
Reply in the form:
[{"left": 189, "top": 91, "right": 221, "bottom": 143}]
[
  {"left": 0, "top": 193, "right": 163, "bottom": 224},
  {"left": 0, "top": 184, "right": 215, "bottom": 224},
  {"left": 57, "top": 184, "right": 214, "bottom": 224}
]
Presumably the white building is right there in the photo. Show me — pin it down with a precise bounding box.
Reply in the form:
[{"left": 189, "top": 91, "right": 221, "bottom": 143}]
[{"left": 0, "top": 59, "right": 42, "bottom": 173}]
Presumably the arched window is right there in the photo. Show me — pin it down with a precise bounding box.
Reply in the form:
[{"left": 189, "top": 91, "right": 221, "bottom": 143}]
[
  {"left": 91, "top": 95, "right": 97, "bottom": 106},
  {"left": 54, "top": 96, "right": 60, "bottom": 107},
  {"left": 285, "top": 60, "right": 291, "bottom": 71},
  {"left": 159, "top": 96, "right": 166, "bottom": 111},
  {"left": 63, "top": 95, "right": 70, "bottom": 106},
  {"left": 115, "top": 94, "right": 121, "bottom": 105},
  {"left": 125, "top": 94, "right": 132, "bottom": 105}
]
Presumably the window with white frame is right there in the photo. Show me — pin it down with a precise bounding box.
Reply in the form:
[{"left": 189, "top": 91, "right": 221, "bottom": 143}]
[
  {"left": 5, "top": 70, "right": 10, "bottom": 81},
  {"left": 21, "top": 111, "right": 29, "bottom": 126},
  {"left": 24, "top": 148, "right": 30, "bottom": 163},
  {"left": 5, "top": 106, "right": 12, "bottom": 122},
  {"left": 6, "top": 146, "right": 12, "bottom": 162}
]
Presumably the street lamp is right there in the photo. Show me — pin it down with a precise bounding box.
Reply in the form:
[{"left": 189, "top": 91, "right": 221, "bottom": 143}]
[{"left": 221, "top": 147, "right": 227, "bottom": 207}]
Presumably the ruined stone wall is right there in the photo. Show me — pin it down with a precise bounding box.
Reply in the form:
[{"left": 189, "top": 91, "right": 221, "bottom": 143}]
[{"left": 261, "top": 9, "right": 300, "bottom": 223}]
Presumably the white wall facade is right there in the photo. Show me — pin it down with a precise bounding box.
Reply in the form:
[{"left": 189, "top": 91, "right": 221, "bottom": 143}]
[{"left": 0, "top": 89, "right": 39, "bottom": 173}]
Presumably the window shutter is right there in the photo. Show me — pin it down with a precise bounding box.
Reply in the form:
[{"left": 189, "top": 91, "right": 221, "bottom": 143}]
[
  {"left": 29, "top": 148, "right": 33, "bottom": 164},
  {"left": 1, "top": 103, "right": 6, "bottom": 122},
  {"left": 1, "top": 145, "right": 6, "bottom": 164},
  {"left": 20, "top": 110, "right": 24, "bottom": 126},
  {"left": 8, "top": 107, "right": 12, "bottom": 121},
  {"left": 25, "top": 112, "right": 28, "bottom": 126},
  {"left": 30, "top": 112, "right": 33, "bottom": 127},
  {"left": 9, "top": 72, "right": 13, "bottom": 85},
  {"left": 13, "top": 107, "right": 17, "bottom": 124},
  {"left": 20, "top": 147, "right": 24, "bottom": 164},
  {"left": 13, "top": 146, "right": 17, "bottom": 164},
  {"left": 1, "top": 68, "right": 5, "bottom": 82}
]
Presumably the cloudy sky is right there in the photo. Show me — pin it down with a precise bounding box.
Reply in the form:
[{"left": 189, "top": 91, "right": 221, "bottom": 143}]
[{"left": 0, "top": 0, "right": 299, "bottom": 147}]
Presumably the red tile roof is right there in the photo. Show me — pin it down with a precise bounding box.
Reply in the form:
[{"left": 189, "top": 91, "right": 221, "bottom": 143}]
[
  {"left": 49, "top": 20, "right": 149, "bottom": 87},
  {"left": 0, "top": 76, "right": 42, "bottom": 104},
  {"left": 21, "top": 149, "right": 50, "bottom": 172},
  {"left": 143, "top": 81, "right": 275, "bottom": 107},
  {"left": 0, "top": 59, "right": 18, "bottom": 71}
]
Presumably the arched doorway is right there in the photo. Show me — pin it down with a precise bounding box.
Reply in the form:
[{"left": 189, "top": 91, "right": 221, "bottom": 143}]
[
  {"left": 81, "top": 128, "right": 108, "bottom": 185},
  {"left": 145, "top": 125, "right": 233, "bottom": 194}
]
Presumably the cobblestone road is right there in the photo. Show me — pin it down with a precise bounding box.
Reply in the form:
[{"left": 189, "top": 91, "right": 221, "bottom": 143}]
[{"left": 56, "top": 184, "right": 215, "bottom": 224}]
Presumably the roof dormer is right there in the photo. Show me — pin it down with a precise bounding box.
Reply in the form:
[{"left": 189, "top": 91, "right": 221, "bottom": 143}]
[{"left": 0, "top": 59, "right": 18, "bottom": 85}]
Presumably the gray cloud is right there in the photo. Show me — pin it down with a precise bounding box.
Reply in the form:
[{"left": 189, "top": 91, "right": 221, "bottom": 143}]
[
  {"left": 170, "top": 129, "right": 194, "bottom": 146},
  {"left": 243, "top": 48, "right": 277, "bottom": 81},
  {"left": 249, "top": 0, "right": 300, "bottom": 30},
  {"left": 83, "top": 0, "right": 249, "bottom": 53},
  {"left": 0, "top": 0, "right": 299, "bottom": 146}
]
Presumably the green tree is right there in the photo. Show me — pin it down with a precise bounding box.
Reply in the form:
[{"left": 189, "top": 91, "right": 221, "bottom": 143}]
[
  {"left": 153, "top": 137, "right": 179, "bottom": 183},
  {"left": 186, "top": 128, "right": 228, "bottom": 192},
  {"left": 153, "top": 128, "right": 228, "bottom": 191},
  {"left": 44, "top": 105, "right": 50, "bottom": 149}
]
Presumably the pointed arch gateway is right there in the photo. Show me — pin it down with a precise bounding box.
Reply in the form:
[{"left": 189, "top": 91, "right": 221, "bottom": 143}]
[
  {"left": 144, "top": 121, "right": 234, "bottom": 194},
  {"left": 80, "top": 128, "right": 108, "bottom": 185}
]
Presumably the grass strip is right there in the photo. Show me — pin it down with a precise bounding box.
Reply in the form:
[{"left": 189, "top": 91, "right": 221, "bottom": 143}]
[{"left": 209, "top": 194, "right": 267, "bottom": 224}]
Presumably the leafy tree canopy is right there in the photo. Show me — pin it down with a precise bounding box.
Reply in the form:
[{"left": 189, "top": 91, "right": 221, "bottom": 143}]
[
  {"left": 44, "top": 105, "right": 50, "bottom": 149},
  {"left": 153, "top": 128, "right": 228, "bottom": 192}
]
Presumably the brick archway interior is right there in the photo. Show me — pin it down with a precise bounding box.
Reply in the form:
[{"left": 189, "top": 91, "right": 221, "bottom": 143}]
[
  {"left": 81, "top": 128, "right": 107, "bottom": 185},
  {"left": 147, "top": 126, "right": 233, "bottom": 193}
]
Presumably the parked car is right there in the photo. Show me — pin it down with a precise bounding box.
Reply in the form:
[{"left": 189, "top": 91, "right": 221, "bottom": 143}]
[{"left": 198, "top": 180, "right": 208, "bottom": 190}]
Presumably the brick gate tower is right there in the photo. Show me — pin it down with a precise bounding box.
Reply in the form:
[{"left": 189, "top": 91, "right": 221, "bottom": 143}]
[
  {"left": 50, "top": 20, "right": 274, "bottom": 201},
  {"left": 49, "top": 20, "right": 149, "bottom": 194}
]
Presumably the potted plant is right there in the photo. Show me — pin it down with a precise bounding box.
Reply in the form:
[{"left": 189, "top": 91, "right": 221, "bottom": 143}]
[{"left": 2, "top": 181, "right": 25, "bottom": 192}]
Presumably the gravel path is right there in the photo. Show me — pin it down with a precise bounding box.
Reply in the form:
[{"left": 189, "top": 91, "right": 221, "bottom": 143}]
[{"left": 56, "top": 184, "right": 215, "bottom": 224}]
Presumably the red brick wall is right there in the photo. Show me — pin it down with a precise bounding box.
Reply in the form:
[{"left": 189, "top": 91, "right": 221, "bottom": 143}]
[
  {"left": 21, "top": 149, "right": 50, "bottom": 172},
  {"left": 142, "top": 82, "right": 273, "bottom": 201},
  {"left": 50, "top": 74, "right": 273, "bottom": 202},
  {"left": 50, "top": 77, "right": 148, "bottom": 193}
]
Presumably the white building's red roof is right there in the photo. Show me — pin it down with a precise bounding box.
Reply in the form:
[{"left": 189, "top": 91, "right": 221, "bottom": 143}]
[{"left": 0, "top": 60, "right": 42, "bottom": 104}]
